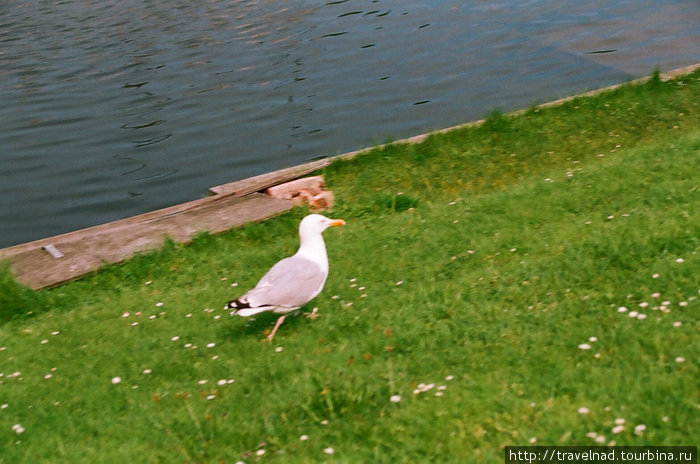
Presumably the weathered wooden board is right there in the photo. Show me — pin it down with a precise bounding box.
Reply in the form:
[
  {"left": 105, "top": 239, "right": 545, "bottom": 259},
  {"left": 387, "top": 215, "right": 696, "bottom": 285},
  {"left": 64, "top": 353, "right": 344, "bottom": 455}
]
[
  {"left": 1, "top": 193, "right": 294, "bottom": 289},
  {"left": 208, "top": 158, "right": 332, "bottom": 196}
]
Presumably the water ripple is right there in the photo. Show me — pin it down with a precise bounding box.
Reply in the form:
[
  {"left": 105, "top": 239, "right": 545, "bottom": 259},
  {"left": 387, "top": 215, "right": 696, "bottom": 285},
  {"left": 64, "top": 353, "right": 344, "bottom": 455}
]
[{"left": 1, "top": 0, "right": 699, "bottom": 246}]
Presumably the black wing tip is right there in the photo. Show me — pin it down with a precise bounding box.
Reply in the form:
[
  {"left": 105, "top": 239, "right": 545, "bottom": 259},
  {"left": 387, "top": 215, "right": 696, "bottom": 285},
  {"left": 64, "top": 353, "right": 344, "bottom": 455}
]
[{"left": 225, "top": 298, "right": 250, "bottom": 310}]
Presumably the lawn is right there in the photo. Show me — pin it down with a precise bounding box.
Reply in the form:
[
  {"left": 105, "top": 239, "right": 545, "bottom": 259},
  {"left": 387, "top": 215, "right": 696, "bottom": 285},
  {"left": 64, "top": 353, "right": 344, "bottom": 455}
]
[{"left": 1, "top": 70, "right": 698, "bottom": 463}]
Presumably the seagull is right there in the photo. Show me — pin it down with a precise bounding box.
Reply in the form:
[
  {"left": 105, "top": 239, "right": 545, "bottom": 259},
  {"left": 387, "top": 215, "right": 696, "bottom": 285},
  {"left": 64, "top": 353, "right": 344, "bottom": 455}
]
[{"left": 226, "top": 214, "right": 345, "bottom": 341}]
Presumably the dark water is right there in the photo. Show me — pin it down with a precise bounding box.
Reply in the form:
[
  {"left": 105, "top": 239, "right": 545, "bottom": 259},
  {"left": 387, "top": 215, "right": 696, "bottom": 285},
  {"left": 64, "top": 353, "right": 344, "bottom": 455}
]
[{"left": 1, "top": 0, "right": 699, "bottom": 247}]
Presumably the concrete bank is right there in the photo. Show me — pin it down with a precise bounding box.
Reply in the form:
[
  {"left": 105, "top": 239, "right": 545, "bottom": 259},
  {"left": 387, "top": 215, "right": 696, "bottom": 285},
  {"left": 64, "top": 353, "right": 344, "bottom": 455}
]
[{"left": 2, "top": 63, "right": 699, "bottom": 290}]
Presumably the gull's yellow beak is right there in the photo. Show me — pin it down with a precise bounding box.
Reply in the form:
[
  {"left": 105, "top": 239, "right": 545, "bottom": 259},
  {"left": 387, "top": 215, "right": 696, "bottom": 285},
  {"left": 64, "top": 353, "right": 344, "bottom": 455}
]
[{"left": 329, "top": 219, "right": 346, "bottom": 227}]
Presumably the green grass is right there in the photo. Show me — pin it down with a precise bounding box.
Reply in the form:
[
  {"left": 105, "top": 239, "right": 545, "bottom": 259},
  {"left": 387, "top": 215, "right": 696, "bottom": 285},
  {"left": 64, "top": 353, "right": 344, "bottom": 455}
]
[{"left": 1, "top": 71, "right": 699, "bottom": 463}]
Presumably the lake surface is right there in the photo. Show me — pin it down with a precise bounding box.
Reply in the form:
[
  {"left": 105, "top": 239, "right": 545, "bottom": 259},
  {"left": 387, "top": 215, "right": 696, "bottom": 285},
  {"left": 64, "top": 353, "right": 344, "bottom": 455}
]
[{"left": 2, "top": 0, "right": 699, "bottom": 247}]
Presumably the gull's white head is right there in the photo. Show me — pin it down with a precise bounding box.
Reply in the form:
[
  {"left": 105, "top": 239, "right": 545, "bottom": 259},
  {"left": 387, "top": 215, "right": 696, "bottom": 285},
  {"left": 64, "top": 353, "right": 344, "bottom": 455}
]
[
  {"left": 296, "top": 214, "right": 345, "bottom": 271},
  {"left": 299, "top": 214, "right": 346, "bottom": 236}
]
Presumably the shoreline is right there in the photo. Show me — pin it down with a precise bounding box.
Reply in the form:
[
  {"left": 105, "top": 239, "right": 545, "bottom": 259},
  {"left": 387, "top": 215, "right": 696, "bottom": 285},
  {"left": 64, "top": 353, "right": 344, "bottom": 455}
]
[{"left": 2, "top": 62, "right": 699, "bottom": 289}]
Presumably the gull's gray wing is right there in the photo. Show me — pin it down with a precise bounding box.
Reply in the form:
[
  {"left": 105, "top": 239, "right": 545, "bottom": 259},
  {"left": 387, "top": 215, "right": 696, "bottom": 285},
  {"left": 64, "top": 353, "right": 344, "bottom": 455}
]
[{"left": 244, "top": 255, "right": 328, "bottom": 309}]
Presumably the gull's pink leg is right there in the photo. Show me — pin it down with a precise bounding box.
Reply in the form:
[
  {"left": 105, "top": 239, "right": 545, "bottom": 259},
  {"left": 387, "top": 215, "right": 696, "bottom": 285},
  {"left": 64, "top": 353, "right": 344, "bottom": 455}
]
[{"left": 267, "top": 315, "right": 286, "bottom": 342}]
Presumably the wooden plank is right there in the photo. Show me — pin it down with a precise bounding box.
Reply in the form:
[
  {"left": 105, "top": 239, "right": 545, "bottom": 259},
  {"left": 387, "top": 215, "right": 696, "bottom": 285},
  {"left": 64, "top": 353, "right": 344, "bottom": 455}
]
[
  {"left": 0, "top": 158, "right": 330, "bottom": 290},
  {"left": 208, "top": 158, "right": 332, "bottom": 196},
  {"left": 1, "top": 194, "right": 294, "bottom": 289},
  {"left": 266, "top": 175, "right": 325, "bottom": 200}
]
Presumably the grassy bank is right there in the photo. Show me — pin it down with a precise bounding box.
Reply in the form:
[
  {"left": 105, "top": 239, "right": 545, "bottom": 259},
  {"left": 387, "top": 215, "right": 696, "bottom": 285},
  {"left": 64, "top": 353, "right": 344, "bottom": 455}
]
[{"left": 1, "top": 70, "right": 699, "bottom": 463}]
